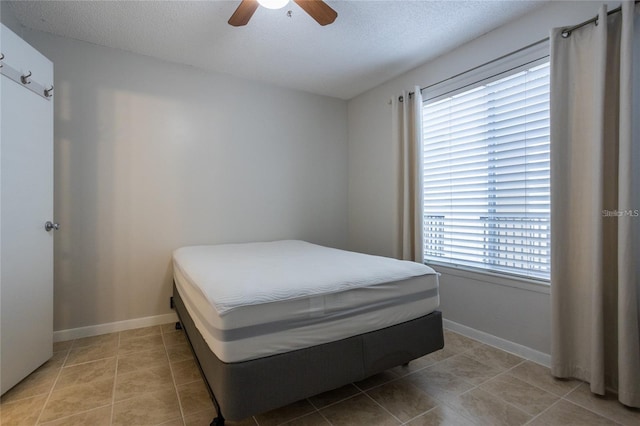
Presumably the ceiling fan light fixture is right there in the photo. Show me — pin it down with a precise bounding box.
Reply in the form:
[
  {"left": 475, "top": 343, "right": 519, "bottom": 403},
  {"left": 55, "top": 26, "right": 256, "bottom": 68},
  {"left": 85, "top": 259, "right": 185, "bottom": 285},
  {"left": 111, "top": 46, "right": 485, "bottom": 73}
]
[
  {"left": 257, "top": 0, "right": 289, "bottom": 10},
  {"left": 229, "top": 0, "right": 337, "bottom": 26}
]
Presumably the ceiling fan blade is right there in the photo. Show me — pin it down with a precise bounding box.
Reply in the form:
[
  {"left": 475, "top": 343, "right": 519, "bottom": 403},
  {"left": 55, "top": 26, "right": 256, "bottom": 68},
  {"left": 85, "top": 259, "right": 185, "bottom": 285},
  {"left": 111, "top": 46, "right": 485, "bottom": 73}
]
[
  {"left": 294, "top": 0, "right": 337, "bottom": 26},
  {"left": 228, "top": 0, "right": 259, "bottom": 26}
]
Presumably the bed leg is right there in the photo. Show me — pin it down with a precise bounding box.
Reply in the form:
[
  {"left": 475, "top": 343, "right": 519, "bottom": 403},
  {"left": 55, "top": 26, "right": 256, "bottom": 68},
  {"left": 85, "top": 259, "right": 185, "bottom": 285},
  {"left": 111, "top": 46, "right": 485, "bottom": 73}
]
[
  {"left": 210, "top": 415, "right": 225, "bottom": 425},
  {"left": 175, "top": 321, "right": 182, "bottom": 330}
]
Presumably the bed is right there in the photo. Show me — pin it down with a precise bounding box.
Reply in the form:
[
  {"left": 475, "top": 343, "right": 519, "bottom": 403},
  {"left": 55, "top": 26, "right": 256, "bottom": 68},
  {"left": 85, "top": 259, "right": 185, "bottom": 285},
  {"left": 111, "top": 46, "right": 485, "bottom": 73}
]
[{"left": 171, "top": 240, "right": 444, "bottom": 425}]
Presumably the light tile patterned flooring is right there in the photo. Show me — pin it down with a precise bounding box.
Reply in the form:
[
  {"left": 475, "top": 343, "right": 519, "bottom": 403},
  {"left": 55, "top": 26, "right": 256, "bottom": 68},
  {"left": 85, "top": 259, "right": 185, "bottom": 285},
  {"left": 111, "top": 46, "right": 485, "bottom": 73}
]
[{"left": 1, "top": 324, "right": 639, "bottom": 426}]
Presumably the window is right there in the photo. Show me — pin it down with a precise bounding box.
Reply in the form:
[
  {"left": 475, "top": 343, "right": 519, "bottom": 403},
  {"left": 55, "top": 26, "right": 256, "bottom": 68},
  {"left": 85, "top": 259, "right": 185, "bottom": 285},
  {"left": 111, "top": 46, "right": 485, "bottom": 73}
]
[{"left": 422, "top": 61, "right": 550, "bottom": 281}]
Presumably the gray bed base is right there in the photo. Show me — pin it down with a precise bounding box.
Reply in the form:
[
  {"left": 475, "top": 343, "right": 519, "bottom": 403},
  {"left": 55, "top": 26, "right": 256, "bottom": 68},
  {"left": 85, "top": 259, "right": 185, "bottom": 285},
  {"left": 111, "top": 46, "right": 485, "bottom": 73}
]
[{"left": 172, "top": 283, "right": 444, "bottom": 424}]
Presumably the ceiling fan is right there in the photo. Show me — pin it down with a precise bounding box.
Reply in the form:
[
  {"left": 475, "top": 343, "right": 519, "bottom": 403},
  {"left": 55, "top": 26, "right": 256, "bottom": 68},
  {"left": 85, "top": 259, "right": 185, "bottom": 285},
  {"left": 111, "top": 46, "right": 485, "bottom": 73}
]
[{"left": 228, "top": 0, "right": 337, "bottom": 27}]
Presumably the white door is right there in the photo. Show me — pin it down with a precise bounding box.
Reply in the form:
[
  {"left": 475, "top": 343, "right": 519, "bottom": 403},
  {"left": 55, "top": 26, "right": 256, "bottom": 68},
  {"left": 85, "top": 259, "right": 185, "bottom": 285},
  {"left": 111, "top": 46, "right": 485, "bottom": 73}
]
[{"left": 1, "top": 24, "right": 54, "bottom": 394}]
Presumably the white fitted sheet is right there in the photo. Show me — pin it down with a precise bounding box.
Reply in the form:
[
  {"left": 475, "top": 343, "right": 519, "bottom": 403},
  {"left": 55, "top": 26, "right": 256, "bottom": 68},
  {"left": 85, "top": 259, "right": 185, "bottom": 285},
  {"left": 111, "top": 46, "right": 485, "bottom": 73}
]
[{"left": 173, "top": 241, "right": 439, "bottom": 363}]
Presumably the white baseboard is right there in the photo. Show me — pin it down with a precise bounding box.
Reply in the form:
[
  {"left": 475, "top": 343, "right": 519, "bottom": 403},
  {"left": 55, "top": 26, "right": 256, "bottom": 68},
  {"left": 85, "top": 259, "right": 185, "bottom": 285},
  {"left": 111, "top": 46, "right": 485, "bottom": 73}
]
[
  {"left": 443, "top": 318, "right": 551, "bottom": 368},
  {"left": 53, "top": 312, "right": 179, "bottom": 343},
  {"left": 53, "top": 313, "right": 551, "bottom": 368}
]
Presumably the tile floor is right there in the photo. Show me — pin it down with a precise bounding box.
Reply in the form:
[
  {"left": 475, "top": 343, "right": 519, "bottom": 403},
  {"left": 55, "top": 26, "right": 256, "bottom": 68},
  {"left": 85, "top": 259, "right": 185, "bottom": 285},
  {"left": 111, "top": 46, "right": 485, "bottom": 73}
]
[{"left": 1, "top": 324, "right": 639, "bottom": 426}]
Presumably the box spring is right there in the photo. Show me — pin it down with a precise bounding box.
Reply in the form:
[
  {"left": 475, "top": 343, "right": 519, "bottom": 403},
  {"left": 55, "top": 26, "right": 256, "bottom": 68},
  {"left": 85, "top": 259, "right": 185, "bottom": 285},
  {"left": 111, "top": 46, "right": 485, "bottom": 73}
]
[{"left": 173, "top": 283, "right": 444, "bottom": 422}]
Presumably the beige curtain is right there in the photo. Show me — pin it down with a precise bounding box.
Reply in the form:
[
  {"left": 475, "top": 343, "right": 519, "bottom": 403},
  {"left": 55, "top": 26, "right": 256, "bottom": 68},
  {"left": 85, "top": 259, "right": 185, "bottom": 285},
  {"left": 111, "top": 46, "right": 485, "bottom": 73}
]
[
  {"left": 550, "top": 2, "right": 640, "bottom": 407},
  {"left": 393, "top": 87, "right": 423, "bottom": 262}
]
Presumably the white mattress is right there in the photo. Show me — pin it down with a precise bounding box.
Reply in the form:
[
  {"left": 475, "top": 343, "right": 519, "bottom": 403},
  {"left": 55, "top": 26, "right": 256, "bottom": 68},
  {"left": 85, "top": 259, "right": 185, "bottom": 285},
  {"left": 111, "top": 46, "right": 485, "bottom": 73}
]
[{"left": 173, "top": 240, "right": 440, "bottom": 363}]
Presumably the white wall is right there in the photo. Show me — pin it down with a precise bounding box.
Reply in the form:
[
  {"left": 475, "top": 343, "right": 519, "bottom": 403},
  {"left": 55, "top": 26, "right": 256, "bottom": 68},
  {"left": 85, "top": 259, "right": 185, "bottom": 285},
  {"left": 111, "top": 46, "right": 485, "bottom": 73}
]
[
  {"left": 21, "top": 31, "right": 348, "bottom": 332},
  {"left": 347, "top": 0, "right": 618, "bottom": 355},
  {"left": 0, "top": 1, "right": 21, "bottom": 35}
]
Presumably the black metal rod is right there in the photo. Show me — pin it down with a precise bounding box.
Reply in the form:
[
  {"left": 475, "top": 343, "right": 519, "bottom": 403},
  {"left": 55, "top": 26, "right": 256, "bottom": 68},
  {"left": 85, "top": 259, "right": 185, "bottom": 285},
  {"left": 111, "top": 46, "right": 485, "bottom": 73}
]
[
  {"left": 171, "top": 288, "right": 225, "bottom": 424},
  {"left": 398, "top": 0, "right": 638, "bottom": 103},
  {"left": 561, "top": 0, "right": 638, "bottom": 38}
]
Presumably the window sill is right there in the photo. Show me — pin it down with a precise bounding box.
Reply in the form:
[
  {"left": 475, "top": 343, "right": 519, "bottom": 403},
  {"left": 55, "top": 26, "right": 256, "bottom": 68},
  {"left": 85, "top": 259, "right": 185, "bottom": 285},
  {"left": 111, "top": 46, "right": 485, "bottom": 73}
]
[{"left": 427, "top": 263, "right": 551, "bottom": 295}]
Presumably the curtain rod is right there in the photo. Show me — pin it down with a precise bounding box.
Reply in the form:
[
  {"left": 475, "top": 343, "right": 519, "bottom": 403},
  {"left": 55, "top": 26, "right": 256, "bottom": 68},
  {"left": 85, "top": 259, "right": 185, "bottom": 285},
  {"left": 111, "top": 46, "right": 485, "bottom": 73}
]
[
  {"left": 398, "top": 0, "right": 637, "bottom": 103},
  {"left": 561, "top": 0, "right": 638, "bottom": 38},
  {"left": 398, "top": 37, "right": 547, "bottom": 102}
]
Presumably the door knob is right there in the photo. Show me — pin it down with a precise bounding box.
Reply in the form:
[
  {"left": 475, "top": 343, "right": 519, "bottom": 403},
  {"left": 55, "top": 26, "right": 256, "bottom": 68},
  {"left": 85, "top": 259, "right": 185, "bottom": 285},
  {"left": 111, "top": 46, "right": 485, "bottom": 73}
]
[{"left": 44, "top": 221, "right": 60, "bottom": 232}]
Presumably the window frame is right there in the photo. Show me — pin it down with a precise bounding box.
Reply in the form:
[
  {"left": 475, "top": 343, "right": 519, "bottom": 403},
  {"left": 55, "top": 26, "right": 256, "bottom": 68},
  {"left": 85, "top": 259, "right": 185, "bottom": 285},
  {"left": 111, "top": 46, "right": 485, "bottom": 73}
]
[{"left": 420, "top": 41, "right": 551, "bottom": 284}]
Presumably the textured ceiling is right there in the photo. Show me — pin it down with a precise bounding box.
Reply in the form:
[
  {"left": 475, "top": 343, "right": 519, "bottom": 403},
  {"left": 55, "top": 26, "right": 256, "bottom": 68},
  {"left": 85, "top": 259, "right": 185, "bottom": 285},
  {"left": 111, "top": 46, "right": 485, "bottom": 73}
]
[{"left": 7, "top": 0, "right": 548, "bottom": 100}]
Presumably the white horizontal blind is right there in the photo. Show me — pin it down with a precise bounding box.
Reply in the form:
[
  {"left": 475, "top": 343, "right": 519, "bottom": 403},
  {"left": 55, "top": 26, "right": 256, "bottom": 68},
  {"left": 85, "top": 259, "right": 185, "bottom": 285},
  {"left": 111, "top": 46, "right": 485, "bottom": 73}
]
[{"left": 422, "top": 62, "right": 550, "bottom": 280}]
